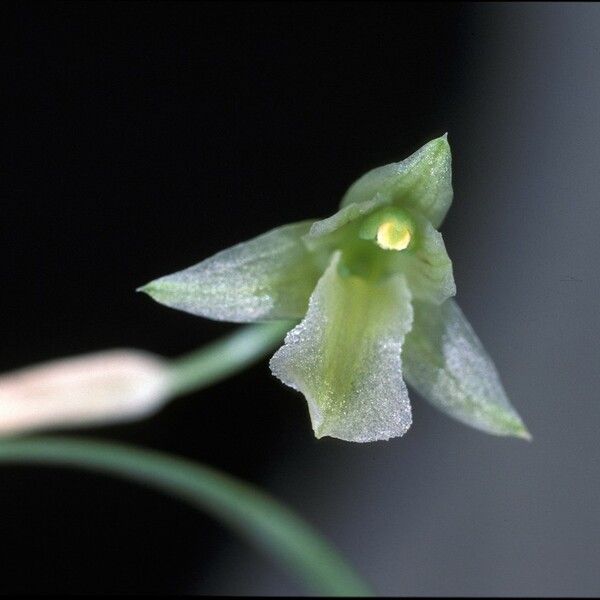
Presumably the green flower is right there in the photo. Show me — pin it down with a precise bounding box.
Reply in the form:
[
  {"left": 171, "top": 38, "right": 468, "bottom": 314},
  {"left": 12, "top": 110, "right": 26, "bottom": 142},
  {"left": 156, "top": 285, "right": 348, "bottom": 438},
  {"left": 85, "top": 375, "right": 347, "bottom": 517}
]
[{"left": 140, "top": 136, "right": 530, "bottom": 443}]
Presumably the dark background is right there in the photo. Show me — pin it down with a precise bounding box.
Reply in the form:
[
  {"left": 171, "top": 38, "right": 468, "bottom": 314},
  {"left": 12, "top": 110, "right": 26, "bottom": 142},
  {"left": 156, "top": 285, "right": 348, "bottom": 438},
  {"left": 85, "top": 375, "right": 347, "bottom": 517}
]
[{"left": 4, "top": 1, "right": 600, "bottom": 595}]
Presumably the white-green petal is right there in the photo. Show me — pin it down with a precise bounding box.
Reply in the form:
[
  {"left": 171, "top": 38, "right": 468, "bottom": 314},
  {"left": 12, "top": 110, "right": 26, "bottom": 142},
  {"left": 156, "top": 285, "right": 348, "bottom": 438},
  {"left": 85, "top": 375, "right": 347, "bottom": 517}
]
[
  {"left": 403, "top": 300, "right": 530, "bottom": 439},
  {"left": 270, "top": 252, "right": 414, "bottom": 442},
  {"left": 341, "top": 135, "right": 452, "bottom": 228},
  {"left": 139, "top": 221, "right": 327, "bottom": 323},
  {"left": 306, "top": 194, "right": 391, "bottom": 240},
  {"left": 390, "top": 213, "right": 456, "bottom": 305}
]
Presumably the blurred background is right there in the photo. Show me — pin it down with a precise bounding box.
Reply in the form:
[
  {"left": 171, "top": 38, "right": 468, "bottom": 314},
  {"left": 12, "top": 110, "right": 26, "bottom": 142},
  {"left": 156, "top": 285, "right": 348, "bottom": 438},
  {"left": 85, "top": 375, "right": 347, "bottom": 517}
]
[{"left": 4, "top": 1, "right": 600, "bottom": 595}]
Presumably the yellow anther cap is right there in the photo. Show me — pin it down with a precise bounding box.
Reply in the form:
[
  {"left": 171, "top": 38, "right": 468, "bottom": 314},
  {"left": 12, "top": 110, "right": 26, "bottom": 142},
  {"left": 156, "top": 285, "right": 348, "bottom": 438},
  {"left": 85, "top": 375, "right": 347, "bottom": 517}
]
[{"left": 376, "top": 221, "right": 412, "bottom": 251}]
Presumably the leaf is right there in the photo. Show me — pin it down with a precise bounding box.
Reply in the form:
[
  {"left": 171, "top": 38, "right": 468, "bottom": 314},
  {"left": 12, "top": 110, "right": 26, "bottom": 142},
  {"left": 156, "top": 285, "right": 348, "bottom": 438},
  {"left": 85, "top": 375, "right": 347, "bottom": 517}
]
[
  {"left": 139, "top": 221, "right": 328, "bottom": 323},
  {"left": 403, "top": 299, "right": 530, "bottom": 439},
  {"left": 270, "top": 252, "right": 414, "bottom": 442},
  {"left": 340, "top": 135, "right": 452, "bottom": 228},
  {"left": 0, "top": 436, "right": 372, "bottom": 596}
]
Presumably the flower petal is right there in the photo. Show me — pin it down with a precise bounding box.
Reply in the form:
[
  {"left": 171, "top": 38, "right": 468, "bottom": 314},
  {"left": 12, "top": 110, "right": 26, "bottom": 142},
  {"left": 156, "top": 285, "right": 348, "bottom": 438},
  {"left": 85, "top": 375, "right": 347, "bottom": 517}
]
[
  {"left": 341, "top": 135, "right": 452, "bottom": 228},
  {"left": 140, "top": 221, "right": 328, "bottom": 323},
  {"left": 307, "top": 194, "right": 391, "bottom": 239},
  {"left": 270, "top": 252, "right": 414, "bottom": 442},
  {"left": 389, "top": 212, "right": 455, "bottom": 304},
  {"left": 403, "top": 300, "right": 530, "bottom": 439}
]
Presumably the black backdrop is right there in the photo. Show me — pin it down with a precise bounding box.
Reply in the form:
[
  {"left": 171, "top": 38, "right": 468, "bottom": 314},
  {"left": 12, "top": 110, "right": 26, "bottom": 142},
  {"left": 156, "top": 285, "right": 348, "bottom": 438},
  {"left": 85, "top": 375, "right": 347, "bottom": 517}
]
[{"left": 5, "top": 2, "right": 469, "bottom": 593}]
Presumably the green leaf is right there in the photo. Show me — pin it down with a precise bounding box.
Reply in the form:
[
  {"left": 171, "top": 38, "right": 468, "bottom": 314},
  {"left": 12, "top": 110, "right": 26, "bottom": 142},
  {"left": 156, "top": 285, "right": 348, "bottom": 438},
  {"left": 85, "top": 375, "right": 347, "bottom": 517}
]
[
  {"left": 139, "top": 222, "right": 328, "bottom": 323},
  {"left": 0, "top": 436, "right": 373, "bottom": 596},
  {"left": 389, "top": 211, "right": 455, "bottom": 304},
  {"left": 403, "top": 299, "right": 530, "bottom": 439},
  {"left": 270, "top": 252, "right": 414, "bottom": 442},
  {"left": 340, "top": 135, "right": 452, "bottom": 228}
]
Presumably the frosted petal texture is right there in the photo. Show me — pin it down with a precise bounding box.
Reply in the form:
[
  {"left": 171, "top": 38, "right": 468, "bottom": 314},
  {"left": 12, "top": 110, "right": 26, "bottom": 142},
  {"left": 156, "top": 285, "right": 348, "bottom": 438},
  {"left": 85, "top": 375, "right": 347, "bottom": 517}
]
[
  {"left": 403, "top": 300, "right": 529, "bottom": 438},
  {"left": 140, "top": 221, "right": 324, "bottom": 323},
  {"left": 270, "top": 253, "right": 414, "bottom": 442}
]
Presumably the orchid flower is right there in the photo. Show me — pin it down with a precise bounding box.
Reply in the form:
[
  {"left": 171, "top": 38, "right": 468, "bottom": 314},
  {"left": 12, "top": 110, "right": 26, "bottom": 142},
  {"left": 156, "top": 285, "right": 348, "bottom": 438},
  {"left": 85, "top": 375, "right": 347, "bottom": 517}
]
[{"left": 141, "top": 136, "right": 529, "bottom": 442}]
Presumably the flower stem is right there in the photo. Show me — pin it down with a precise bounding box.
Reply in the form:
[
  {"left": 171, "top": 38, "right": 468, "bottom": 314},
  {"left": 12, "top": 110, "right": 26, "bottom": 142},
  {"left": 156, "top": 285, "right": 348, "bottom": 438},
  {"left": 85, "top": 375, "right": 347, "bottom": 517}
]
[
  {"left": 0, "top": 435, "right": 372, "bottom": 596},
  {"left": 167, "top": 320, "right": 295, "bottom": 397}
]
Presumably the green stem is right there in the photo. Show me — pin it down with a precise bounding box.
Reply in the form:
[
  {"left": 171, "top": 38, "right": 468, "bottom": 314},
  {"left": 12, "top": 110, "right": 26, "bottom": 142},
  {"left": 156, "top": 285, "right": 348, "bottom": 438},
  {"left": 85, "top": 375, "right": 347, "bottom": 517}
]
[
  {"left": 167, "top": 320, "right": 295, "bottom": 397},
  {"left": 0, "top": 436, "right": 372, "bottom": 596}
]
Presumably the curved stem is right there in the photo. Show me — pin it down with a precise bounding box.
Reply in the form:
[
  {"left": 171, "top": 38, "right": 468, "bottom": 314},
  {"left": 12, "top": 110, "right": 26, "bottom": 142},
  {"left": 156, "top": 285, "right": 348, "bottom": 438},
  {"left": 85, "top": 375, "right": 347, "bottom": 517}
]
[
  {"left": 167, "top": 320, "right": 295, "bottom": 397},
  {"left": 0, "top": 436, "right": 372, "bottom": 596}
]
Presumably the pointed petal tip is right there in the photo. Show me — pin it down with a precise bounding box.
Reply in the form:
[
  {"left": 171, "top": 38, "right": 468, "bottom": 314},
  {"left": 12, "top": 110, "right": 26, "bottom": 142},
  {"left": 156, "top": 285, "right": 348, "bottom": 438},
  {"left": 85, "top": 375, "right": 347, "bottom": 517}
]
[
  {"left": 496, "top": 416, "right": 531, "bottom": 441},
  {"left": 515, "top": 424, "right": 533, "bottom": 442},
  {"left": 416, "top": 135, "right": 450, "bottom": 164},
  {"left": 503, "top": 412, "right": 531, "bottom": 441},
  {"left": 136, "top": 279, "right": 185, "bottom": 314},
  {"left": 136, "top": 282, "right": 152, "bottom": 294},
  {"left": 136, "top": 281, "right": 166, "bottom": 302},
  {"left": 430, "top": 133, "right": 451, "bottom": 152}
]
